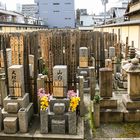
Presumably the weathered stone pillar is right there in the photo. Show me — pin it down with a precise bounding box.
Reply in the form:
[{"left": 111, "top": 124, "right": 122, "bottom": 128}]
[
  {"left": 68, "top": 111, "right": 76, "bottom": 134},
  {"left": 37, "top": 74, "right": 43, "bottom": 90},
  {"left": 99, "top": 68, "right": 112, "bottom": 98},
  {"left": 79, "top": 76, "right": 84, "bottom": 117},
  {"left": 0, "top": 108, "right": 2, "bottom": 131},
  {"left": 40, "top": 110, "right": 48, "bottom": 134},
  {"left": 127, "top": 58, "right": 140, "bottom": 100},
  {"left": 18, "top": 108, "right": 28, "bottom": 133},
  {"left": 94, "top": 103, "right": 100, "bottom": 128},
  {"left": 109, "top": 46, "right": 115, "bottom": 59},
  {"left": 89, "top": 67, "right": 95, "bottom": 100},
  {"left": 0, "top": 78, "right": 7, "bottom": 106}
]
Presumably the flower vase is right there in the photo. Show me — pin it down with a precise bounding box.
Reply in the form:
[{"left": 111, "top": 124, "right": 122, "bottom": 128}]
[
  {"left": 40, "top": 109, "right": 48, "bottom": 134},
  {"left": 68, "top": 111, "right": 77, "bottom": 134},
  {"left": 94, "top": 103, "right": 100, "bottom": 128}
]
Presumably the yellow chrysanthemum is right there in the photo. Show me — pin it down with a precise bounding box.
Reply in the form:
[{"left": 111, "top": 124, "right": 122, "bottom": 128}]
[
  {"left": 70, "top": 97, "right": 80, "bottom": 112},
  {"left": 40, "top": 96, "right": 49, "bottom": 110}
]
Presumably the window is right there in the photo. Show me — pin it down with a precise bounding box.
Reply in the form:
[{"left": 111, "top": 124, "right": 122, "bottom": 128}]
[
  {"left": 53, "top": 3, "right": 60, "bottom": 5},
  {"left": 65, "top": 18, "right": 71, "bottom": 20},
  {"left": 53, "top": 10, "right": 60, "bottom": 13},
  {"left": 65, "top": 2, "right": 71, "bottom": 5}
]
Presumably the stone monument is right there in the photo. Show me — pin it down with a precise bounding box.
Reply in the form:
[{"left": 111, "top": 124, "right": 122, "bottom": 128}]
[{"left": 2, "top": 65, "right": 33, "bottom": 134}]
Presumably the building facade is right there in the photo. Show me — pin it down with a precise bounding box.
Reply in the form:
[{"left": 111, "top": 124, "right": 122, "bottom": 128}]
[
  {"left": 22, "top": 4, "right": 38, "bottom": 17},
  {"left": 35, "top": 0, "right": 75, "bottom": 28}
]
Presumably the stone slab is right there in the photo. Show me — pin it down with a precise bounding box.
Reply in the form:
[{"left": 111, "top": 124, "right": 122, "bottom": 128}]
[
  {"left": 100, "top": 99, "right": 117, "bottom": 109},
  {"left": 49, "top": 98, "right": 70, "bottom": 112},
  {"left": 8, "top": 65, "right": 25, "bottom": 97},
  {"left": 4, "top": 117, "right": 18, "bottom": 134},
  {"left": 51, "top": 119, "right": 65, "bottom": 134},
  {"left": 0, "top": 116, "right": 84, "bottom": 140},
  {"left": 53, "top": 65, "right": 67, "bottom": 87},
  {"left": 26, "top": 103, "right": 33, "bottom": 123},
  {"left": 123, "top": 94, "right": 140, "bottom": 110},
  {"left": 53, "top": 103, "right": 65, "bottom": 115},
  {"left": 100, "top": 109, "right": 123, "bottom": 123},
  {"left": 0, "top": 108, "right": 2, "bottom": 131},
  {"left": 4, "top": 93, "right": 29, "bottom": 111},
  {"left": 77, "top": 67, "right": 89, "bottom": 77},
  {"left": 7, "top": 102, "right": 19, "bottom": 113},
  {"left": 124, "top": 110, "right": 140, "bottom": 122},
  {"left": 40, "top": 110, "right": 48, "bottom": 134},
  {"left": 68, "top": 111, "right": 76, "bottom": 135},
  {"left": 2, "top": 108, "right": 18, "bottom": 119},
  {"left": 18, "top": 108, "right": 28, "bottom": 133}
]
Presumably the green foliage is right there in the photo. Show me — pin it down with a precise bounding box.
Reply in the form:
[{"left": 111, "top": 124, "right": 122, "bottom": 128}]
[
  {"left": 42, "top": 67, "right": 48, "bottom": 75},
  {"left": 94, "top": 95, "right": 100, "bottom": 104}
]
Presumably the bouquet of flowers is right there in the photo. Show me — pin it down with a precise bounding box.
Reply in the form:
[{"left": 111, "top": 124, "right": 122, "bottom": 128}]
[
  {"left": 38, "top": 88, "right": 51, "bottom": 111},
  {"left": 67, "top": 90, "right": 80, "bottom": 112}
]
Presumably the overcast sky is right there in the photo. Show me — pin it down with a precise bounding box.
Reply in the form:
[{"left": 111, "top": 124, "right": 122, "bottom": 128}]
[{"left": 1, "top": 0, "right": 123, "bottom": 14}]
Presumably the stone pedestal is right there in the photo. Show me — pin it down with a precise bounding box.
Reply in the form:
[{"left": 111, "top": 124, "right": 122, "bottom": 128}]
[
  {"left": 99, "top": 68, "right": 112, "bottom": 98},
  {"left": 94, "top": 103, "right": 100, "bottom": 128},
  {"left": 4, "top": 117, "right": 18, "bottom": 134},
  {"left": 89, "top": 67, "right": 95, "bottom": 100},
  {"left": 18, "top": 108, "right": 28, "bottom": 133},
  {"left": 68, "top": 111, "right": 76, "bottom": 134},
  {"left": 40, "top": 110, "right": 48, "bottom": 134},
  {"left": 51, "top": 119, "right": 65, "bottom": 134},
  {"left": 79, "top": 76, "right": 84, "bottom": 117}
]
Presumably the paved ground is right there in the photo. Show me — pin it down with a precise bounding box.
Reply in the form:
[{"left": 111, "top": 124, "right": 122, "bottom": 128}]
[{"left": 83, "top": 93, "right": 140, "bottom": 140}]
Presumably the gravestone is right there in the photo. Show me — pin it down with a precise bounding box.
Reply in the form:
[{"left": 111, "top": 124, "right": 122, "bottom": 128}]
[
  {"left": 79, "top": 47, "right": 88, "bottom": 68},
  {"left": 53, "top": 65, "right": 67, "bottom": 97},
  {"left": 8, "top": 65, "right": 24, "bottom": 97}
]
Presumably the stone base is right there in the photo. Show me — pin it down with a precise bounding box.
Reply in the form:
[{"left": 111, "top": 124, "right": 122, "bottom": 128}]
[
  {"left": 51, "top": 119, "right": 65, "bottom": 134},
  {"left": 2, "top": 108, "right": 18, "bottom": 119},
  {"left": 49, "top": 98, "right": 70, "bottom": 112},
  {"left": 83, "top": 88, "right": 90, "bottom": 93},
  {"left": 4, "top": 117, "right": 18, "bottom": 134},
  {"left": 77, "top": 67, "right": 89, "bottom": 77},
  {"left": 3, "top": 93, "right": 29, "bottom": 111},
  {"left": 100, "top": 98, "right": 117, "bottom": 109},
  {"left": 123, "top": 94, "right": 140, "bottom": 110},
  {"left": 100, "top": 109, "right": 123, "bottom": 123},
  {"left": 124, "top": 110, "right": 140, "bottom": 122}
]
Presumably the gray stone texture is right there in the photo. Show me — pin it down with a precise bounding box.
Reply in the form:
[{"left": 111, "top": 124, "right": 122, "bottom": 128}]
[
  {"left": 8, "top": 65, "right": 25, "bottom": 97},
  {"left": 77, "top": 67, "right": 89, "bottom": 77},
  {"left": 4, "top": 117, "right": 18, "bottom": 134},
  {"left": 4, "top": 93, "right": 29, "bottom": 111},
  {"left": 109, "top": 46, "right": 115, "bottom": 59},
  {"left": 40, "top": 110, "right": 48, "bottom": 134},
  {"left": 0, "top": 108, "right": 2, "bottom": 131},
  {"left": 26, "top": 103, "right": 33, "bottom": 123},
  {"left": 0, "top": 78, "right": 7, "bottom": 106},
  {"left": 2, "top": 108, "right": 17, "bottom": 119},
  {"left": 49, "top": 98, "right": 70, "bottom": 112},
  {"left": 53, "top": 103, "right": 65, "bottom": 115},
  {"left": 18, "top": 108, "right": 28, "bottom": 133},
  {"left": 7, "top": 102, "right": 19, "bottom": 113},
  {"left": 124, "top": 110, "right": 140, "bottom": 122},
  {"left": 79, "top": 76, "right": 84, "bottom": 117},
  {"left": 51, "top": 119, "right": 65, "bottom": 134},
  {"left": 79, "top": 47, "right": 88, "bottom": 57},
  {"left": 123, "top": 94, "right": 140, "bottom": 110},
  {"left": 100, "top": 109, "right": 123, "bottom": 123},
  {"left": 89, "top": 67, "right": 96, "bottom": 100},
  {"left": 68, "top": 111, "right": 76, "bottom": 135},
  {"left": 99, "top": 68, "right": 112, "bottom": 98},
  {"left": 53, "top": 65, "right": 67, "bottom": 87},
  {"left": 94, "top": 103, "right": 100, "bottom": 128},
  {"left": 100, "top": 99, "right": 117, "bottom": 109}
]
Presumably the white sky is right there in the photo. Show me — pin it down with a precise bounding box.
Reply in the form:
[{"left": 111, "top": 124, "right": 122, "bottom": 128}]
[{"left": 1, "top": 0, "right": 122, "bottom": 14}]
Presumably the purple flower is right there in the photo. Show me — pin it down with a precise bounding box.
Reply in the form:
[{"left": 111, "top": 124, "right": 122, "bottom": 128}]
[{"left": 67, "top": 90, "right": 77, "bottom": 99}]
